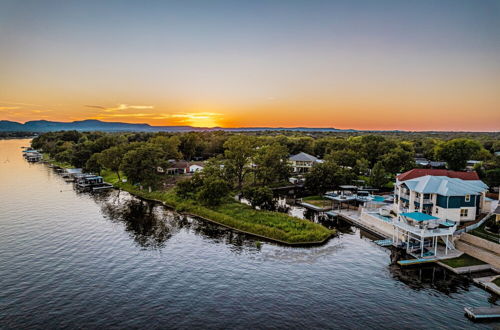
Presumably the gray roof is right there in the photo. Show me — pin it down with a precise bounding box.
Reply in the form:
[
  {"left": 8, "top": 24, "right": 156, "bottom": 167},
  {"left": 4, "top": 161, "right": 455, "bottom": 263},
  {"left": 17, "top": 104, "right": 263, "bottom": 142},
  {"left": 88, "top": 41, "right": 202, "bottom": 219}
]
[
  {"left": 289, "top": 152, "right": 319, "bottom": 162},
  {"left": 402, "top": 175, "right": 488, "bottom": 196},
  {"left": 494, "top": 205, "right": 500, "bottom": 214}
]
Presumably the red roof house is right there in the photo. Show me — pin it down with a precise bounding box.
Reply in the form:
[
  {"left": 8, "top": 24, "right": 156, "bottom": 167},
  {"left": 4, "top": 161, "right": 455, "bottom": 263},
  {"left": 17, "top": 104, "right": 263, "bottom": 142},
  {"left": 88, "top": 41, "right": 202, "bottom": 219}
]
[{"left": 396, "top": 169, "right": 480, "bottom": 182}]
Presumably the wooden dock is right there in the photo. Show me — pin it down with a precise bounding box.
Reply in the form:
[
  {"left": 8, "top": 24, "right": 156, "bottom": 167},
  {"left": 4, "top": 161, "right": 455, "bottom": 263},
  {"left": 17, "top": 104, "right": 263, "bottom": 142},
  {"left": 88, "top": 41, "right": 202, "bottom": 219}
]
[{"left": 464, "top": 306, "right": 500, "bottom": 320}]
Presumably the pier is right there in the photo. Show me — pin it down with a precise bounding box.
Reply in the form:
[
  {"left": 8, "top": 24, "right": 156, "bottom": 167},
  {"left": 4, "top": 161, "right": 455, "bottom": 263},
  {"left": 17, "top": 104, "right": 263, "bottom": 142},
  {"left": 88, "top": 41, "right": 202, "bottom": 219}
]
[{"left": 464, "top": 306, "right": 500, "bottom": 321}]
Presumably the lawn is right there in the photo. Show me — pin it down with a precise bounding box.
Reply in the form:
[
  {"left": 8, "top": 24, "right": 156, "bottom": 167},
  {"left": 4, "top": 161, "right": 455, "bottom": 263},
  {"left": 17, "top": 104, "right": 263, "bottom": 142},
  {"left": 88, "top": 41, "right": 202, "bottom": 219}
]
[
  {"left": 440, "top": 254, "right": 486, "bottom": 268},
  {"left": 302, "top": 195, "right": 332, "bottom": 209},
  {"left": 102, "top": 171, "right": 334, "bottom": 244}
]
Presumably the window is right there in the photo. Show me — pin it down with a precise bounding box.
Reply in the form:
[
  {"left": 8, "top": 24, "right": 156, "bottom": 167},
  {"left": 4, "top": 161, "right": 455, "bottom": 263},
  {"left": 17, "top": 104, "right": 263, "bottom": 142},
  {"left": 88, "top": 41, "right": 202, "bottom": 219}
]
[
  {"left": 435, "top": 207, "right": 439, "bottom": 215},
  {"left": 415, "top": 193, "right": 420, "bottom": 199},
  {"left": 465, "top": 194, "right": 471, "bottom": 202},
  {"left": 460, "top": 209, "right": 468, "bottom": 217}
]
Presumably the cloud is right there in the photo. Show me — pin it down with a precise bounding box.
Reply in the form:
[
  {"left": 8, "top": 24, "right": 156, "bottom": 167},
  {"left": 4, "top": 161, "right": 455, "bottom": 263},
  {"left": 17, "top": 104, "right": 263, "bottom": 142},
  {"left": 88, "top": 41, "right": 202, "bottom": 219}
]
[
  {"left": 0, "top": 106, "right": 20, "bottom": 111},
  {"left": 171, "top": 112, "right": 223, "bottom": 120},
  {"left": 31, "top": 109, "right": 53, "bottom": 113},
  {"left": 85, "top": 104, "right": 154, "bottom": 112},
  {"left": 0, "top": 101, "right": 45, "bottom": 107}
]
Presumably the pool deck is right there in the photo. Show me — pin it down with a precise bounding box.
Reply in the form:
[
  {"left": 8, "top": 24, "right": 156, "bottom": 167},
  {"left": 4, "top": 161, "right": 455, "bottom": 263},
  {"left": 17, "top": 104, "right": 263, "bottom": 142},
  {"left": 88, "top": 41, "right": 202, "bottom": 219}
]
[{"left": 337, "top": 210, "right": 389, "bottom": 239}]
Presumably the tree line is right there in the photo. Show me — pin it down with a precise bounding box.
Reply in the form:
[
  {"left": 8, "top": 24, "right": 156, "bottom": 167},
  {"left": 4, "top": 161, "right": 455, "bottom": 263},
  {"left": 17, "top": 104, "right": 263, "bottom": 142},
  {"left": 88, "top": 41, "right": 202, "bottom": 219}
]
[{"left": 32, "top": 130, "right": 500, "bottom": 207}]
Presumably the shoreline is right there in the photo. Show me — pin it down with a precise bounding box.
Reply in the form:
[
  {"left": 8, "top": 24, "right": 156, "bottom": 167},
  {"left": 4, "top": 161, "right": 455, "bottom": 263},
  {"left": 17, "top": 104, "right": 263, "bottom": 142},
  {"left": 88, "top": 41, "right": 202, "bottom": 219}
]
[
  {"left": 109, "top": 182, "right": 334, "bottom": 246},
  {"left": 39, "top": 157, "right": 335, "bottom": 246},
  {"left": 130, "top": 191, "right": 333, "bottom": 247}
]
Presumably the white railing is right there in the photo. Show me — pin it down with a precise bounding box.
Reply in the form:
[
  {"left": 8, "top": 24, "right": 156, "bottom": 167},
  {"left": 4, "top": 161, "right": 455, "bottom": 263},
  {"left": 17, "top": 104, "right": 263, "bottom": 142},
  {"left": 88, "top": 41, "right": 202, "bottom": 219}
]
[
  {"left": 393, "top": 220, "right": 456, "bottom": 237},
  {"left": 400, "top": 193, "right": 410, "bottom": 200},
  {"left": 455, "top": 212, "right": 492, "bottom": 234}
]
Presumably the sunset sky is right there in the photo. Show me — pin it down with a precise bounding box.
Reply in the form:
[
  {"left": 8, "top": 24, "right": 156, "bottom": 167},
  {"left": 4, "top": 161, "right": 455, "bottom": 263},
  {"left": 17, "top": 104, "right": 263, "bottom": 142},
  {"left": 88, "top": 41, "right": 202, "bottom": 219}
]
[{"left": 1, "top": 0, "right": 499, "bottom": 131}]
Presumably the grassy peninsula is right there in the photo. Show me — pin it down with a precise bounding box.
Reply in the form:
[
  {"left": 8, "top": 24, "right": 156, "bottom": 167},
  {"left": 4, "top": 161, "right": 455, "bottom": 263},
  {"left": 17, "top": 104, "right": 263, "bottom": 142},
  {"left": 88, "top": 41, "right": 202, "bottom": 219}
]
[{"left": 102, "top": 171, "right": 333, "bottom": 244}]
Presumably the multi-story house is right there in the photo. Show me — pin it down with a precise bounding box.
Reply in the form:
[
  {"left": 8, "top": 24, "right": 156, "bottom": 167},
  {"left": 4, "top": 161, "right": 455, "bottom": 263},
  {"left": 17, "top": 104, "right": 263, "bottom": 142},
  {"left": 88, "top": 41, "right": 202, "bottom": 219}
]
[
  {"left": 393, "top": 169, "right": 488, "bottom": 223},
  {"left": 289, "top": 152, "right": 322, "bottom": 173}
]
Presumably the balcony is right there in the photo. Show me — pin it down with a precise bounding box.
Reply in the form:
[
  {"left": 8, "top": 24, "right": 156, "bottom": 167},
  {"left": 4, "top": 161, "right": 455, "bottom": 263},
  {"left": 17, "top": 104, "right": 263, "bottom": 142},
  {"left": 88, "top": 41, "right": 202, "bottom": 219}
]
[
  {"left": 415, "top": 198, "right": 433, "bottom": 205},
  {"left": 400, "top": 193, "right": 410, "bottom": 200}
]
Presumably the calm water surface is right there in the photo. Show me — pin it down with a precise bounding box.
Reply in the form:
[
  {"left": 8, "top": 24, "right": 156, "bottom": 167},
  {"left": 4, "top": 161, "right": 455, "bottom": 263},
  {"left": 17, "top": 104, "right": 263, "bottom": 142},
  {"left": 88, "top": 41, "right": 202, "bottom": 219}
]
[{"left": 0, "top": 139, "right": 498, "bottom": 329}]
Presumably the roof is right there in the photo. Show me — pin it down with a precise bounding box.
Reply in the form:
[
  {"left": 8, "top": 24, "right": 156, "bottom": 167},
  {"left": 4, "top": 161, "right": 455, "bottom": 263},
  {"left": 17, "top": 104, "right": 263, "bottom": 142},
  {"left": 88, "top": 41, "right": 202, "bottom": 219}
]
[
  {"left": 401, "top": 212, "right": 439, "bottom": 222},
  {"left": 289, "top": 152, "right": 318, "bottom": 162},
  {"left": 494, "top": 205, "right": 500, "bottom": 214},
  {"left": 397, "top": 169, "right": 480, "bottom": 181},
  {"left": 169, "top": 161, "right": 189, "bottom": 169},
  {"left": 65, "top": 168, "right": 83, "bottom": 174},
  {"left": 402, "top": 175, "right": 488, "bottom": 196}
]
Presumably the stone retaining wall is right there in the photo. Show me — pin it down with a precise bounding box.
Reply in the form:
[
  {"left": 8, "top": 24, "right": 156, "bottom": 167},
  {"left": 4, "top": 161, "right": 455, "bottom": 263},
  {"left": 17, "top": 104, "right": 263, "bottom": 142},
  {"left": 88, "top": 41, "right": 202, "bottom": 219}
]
[
  {"left": 455, "top": 236, "right": 500, "bottom": 269},
  {"left": 460, "top": 233, "right": 500, "bottom": 254}
]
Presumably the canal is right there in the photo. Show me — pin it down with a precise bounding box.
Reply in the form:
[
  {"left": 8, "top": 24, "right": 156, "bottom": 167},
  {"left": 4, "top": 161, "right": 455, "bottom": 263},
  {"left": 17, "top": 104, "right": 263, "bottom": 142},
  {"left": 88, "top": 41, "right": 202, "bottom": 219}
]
[{"left": 0, "top": 139, "right": 498, "bottom": 329}]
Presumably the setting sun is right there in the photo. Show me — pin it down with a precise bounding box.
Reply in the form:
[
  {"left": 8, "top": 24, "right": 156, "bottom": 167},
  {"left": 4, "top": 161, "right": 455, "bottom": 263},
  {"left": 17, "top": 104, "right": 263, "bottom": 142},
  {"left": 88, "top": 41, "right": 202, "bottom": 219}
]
[{"left": 171, "top": 112, "right": 223, "bottom": 127}]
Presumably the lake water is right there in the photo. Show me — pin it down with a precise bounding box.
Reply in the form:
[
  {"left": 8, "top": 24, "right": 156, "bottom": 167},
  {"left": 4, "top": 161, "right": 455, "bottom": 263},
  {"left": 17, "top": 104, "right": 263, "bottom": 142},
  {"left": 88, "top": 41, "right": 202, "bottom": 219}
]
[{"left": 0, "top": 139, "right": 498, "bottom": 329}]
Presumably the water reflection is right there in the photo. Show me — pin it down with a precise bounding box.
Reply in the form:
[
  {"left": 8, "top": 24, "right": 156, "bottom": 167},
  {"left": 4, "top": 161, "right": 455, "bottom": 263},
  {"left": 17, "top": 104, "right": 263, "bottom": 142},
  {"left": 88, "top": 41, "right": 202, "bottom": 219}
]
[
  {"left": 98, "top": 191, "right": 178, "bottom": 249},
  {"left": 389, "top": 261, "right": 473, "bottom": 295},
  {"left": 94, "top": 190, "right": 261, "bottom": 252}
]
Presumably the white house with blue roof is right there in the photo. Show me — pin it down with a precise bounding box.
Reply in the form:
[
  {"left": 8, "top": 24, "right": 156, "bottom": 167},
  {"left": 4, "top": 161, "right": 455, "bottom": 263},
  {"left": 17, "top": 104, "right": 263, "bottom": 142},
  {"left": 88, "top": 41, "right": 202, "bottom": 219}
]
[
  {"left": 289, "top": 152, "right": 322, "bottom": 173},
  {"left": 394, "top": 175, "right": 488, "bottom": 223}
]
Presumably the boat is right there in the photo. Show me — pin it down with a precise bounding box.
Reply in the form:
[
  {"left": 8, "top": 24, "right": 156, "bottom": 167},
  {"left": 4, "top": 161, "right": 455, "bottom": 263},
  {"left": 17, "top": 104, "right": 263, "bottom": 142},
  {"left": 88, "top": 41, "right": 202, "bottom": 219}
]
[{"left": 75, "top": 175, "right": 113, "bottom": 191}]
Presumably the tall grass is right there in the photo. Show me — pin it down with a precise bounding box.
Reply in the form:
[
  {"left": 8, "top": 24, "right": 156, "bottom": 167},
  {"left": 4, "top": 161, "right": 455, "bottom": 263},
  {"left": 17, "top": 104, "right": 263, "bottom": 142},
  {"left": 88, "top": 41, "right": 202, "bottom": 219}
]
[{"left": 102, "top": 170, "right": 334, "bottom": 244}]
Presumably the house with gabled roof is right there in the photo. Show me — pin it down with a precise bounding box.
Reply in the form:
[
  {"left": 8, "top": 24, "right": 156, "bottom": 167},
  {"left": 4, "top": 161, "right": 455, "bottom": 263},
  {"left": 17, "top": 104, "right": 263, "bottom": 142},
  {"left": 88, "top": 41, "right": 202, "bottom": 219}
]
[
  {"left": 289, "top": 152, "right": 322, "bottom": 173},
  {"left": 394, "top": 169, "right": 488, "bottom": 222}
]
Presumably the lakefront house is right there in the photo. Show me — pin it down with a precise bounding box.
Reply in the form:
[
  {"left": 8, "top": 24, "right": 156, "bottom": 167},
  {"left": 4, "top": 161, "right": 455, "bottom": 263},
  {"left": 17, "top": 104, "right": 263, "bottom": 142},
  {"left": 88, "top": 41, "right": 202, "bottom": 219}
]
[
  {"left": 289, "top": 152, "right": 322, "bottom": 173},
  {"left": 393, "top": 169, "right": 489, "bottom": 223}
]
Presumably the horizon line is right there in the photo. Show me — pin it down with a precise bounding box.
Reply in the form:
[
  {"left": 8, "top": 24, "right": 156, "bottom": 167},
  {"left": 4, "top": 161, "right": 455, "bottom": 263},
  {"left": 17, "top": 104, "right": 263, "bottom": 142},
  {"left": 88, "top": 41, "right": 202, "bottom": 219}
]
[{"left": 1, "top": 118, "right": 499, "bottom": 133}]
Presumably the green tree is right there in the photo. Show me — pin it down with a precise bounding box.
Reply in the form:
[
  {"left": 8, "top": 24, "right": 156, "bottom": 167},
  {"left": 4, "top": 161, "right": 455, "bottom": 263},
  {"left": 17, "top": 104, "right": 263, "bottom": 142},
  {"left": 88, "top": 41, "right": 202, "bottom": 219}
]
[
  {"left": 197, "top": 177, "right": 230, "bottom": 206},
  {"left": 180, "top": 133, "right": 203, "bottom": 160},
  {"left": 176, "top": 174, "right": 204, "bottom": 199},
  {"left": 224, "top": 135, "right": 255, "bottom": 190},
  {"left": 354, "top": 158, "right": 370, "bottom": 176},
  {"left": 327, "top": 149, "right": 359, "bottom": 168},
  {"left": 358, "top": 135, "right": 394, "bottom": 166},
  {"left": 85, "top": 153, "right": 102, "bottom": 174},
  {"left": 242, "top": 186, "right": 276, "bottom": 210},
  {"left": 149, "top": 135, "right": 181, "bottom": 159},
  {"left": 305, "top": 161, "right": 351, "bottom": 195},
  {"left": 436, "top": 138, "right": 483, "bottom": 170},
  {"left": 381, "top": 147, "right": 415, "bottom": 174},
  {"left": 98, "top": 145, "right": 125, "bottom": 180},
  {"left": 369, "top": 161, "right": 389, "bottom": 188},
  {"left": 253, "top": 143, "right": 291, "bottom": 185},
  {"left": 120, "top": 143, "right": 167, "bottom": 187}
]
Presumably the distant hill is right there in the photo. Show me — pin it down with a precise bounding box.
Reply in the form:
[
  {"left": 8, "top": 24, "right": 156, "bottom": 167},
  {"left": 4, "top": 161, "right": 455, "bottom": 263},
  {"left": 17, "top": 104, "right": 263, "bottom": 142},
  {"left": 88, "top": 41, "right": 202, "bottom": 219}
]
[{"left": 0, "top": 119, "right": 353, "bottom": 133}]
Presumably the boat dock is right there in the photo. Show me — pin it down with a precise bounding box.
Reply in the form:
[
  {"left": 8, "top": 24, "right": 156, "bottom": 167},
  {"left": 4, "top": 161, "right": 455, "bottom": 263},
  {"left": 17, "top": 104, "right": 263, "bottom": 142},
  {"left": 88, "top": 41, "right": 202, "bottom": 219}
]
[
  {"left": 397, "top": 257, "right": 437, "bottom": 266},
  {"left": 374, "top": 239, "right": 393, "bottom": 247},
  {"left": 472, "top": 276, "right": 500, "bottom": 295},
  {"left": 297, "top": 202, "right": 331, "bottom": 212},
  {"left": 464, "top": 306, "right": 500, "bottom": 321}
]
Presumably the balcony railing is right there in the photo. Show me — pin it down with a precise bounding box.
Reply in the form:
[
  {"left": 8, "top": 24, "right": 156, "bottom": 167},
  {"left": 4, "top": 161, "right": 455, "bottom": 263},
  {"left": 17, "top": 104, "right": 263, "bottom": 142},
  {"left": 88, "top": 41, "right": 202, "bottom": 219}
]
[
  {"left": 400, "top": 193, "right": 410, "bottom": 200},
  {"left": 415, "top": 198, "right": 433, "bottom": 205}
]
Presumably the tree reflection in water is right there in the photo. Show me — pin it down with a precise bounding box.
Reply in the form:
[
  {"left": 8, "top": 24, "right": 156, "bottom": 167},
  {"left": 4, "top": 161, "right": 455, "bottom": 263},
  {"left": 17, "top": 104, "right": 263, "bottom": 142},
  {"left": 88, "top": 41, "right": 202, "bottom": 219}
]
[
  {"left": 98, "top": 191, "right": 178, "bottom": 249},
  {"left": 93, "top": 190, "right": 261, "bottom": 251}
]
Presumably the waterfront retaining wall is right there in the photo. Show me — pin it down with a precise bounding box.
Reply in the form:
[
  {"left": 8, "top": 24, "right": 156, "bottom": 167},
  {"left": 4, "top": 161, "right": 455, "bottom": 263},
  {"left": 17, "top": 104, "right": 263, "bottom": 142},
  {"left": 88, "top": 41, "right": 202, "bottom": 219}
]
[{"left": 456, "top": 233, "right": 500, "bottom": 269}]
